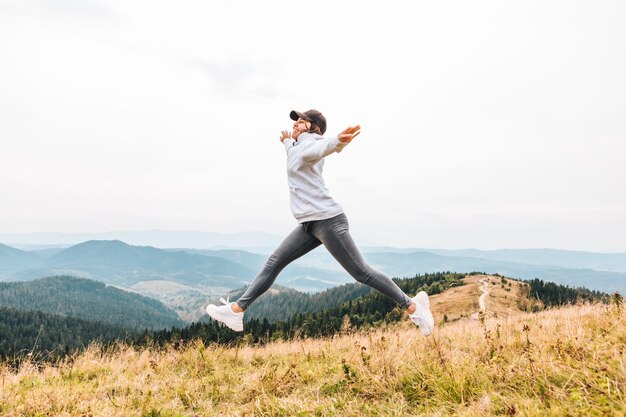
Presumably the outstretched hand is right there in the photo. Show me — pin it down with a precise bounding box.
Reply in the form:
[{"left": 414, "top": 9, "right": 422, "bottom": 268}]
[
  {"left": 338, "top": 125, "right": 361, "bottom": 143},
  {"left": 280, "top": 130, "right": 291, "bottom": 142}
]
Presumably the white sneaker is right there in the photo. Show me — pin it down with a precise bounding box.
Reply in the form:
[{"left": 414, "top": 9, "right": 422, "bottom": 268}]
[
  {"left": 205, "top": 297, "right": 244, "bottom": 332},
  {"left": 409, "top": 291, "right": 435, "bottom": 336}
]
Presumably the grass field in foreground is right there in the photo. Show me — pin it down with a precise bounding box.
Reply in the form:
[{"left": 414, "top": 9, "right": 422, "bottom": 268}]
[{"left": 1, "top": 298, "right": 624, "bottom": 416}]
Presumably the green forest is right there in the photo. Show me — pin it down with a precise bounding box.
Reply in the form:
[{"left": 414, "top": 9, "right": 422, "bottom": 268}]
[
  {"left": 522, "top": 277, "right": 608, "bottom": 308},
  {"left": 0, "top": 276, "right": 183, "bottom": 330},
  {"left": 0, "top": 306, "right": 135, "bottom": 365},
  {"left": 228, "top": 281, "right": 374, "bottom": 324}
]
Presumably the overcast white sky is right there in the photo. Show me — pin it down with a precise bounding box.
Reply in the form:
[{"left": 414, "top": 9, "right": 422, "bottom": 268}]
[{"left": 1, "top": 0, "right": 625, "bottom": 251}]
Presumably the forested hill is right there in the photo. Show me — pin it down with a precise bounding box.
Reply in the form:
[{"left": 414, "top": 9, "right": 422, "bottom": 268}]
[
  {"left": 0, "top": 243, "right": 43, "bottom": 273},
  {"left": 0, "top": 306, "right": 136, "bottom": 364},
  {"left": 226, "top": 282, "right": 373, "bottom": 324},
  {"left": 225, "top": 271, "right": 482, "bottom": 325},
  {"left": 524, "top": 277, "right": 608, "bottom": 308},
  {"left": 0, "top": 275, "right": 184, "bottom": 330}
]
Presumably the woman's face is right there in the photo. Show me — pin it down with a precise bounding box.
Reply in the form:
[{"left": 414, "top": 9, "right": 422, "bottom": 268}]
[{"left": 292, "top": 118, "right": 311, "bottom": 139}]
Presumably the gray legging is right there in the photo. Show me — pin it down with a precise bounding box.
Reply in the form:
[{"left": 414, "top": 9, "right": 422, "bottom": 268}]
[{"left": 236, "top": 213, "right": 412, "bottom": 310}]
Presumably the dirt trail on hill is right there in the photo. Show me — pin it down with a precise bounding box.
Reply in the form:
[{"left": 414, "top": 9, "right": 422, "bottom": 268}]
[{"left": 471, "top": 278, "right": 490, "bottom": 319}]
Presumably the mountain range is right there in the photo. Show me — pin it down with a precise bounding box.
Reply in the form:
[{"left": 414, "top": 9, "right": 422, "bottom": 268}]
[
  {"left": 0, "top": 230, "right": 285, "bottom": 251},
  {"left": 1, "top": 240, "right": 625, "bottom": 322}
]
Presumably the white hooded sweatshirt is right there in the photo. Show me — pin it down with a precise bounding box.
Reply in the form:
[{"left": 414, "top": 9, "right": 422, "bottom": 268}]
[{"left": 282, "top": 132, "right": 349, "bottom": 223}]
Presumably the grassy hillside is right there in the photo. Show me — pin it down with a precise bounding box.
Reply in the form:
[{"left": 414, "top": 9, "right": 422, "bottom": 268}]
[
  {"left": 1, "top": 304, "right": 623, "bottom": 415},
  {"left": 428, "top": 274, "right": 531, "bottom": 323},
  {"left": 1, "top": 282, "right": 623, "bottom": 415}
]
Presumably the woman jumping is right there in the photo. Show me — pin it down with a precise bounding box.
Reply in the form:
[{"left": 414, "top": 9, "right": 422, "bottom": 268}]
[{"left": 206, "top": 109, "right": 435, "bottom": 335}]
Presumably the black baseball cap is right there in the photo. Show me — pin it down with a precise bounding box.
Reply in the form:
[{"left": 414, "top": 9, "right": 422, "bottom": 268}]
[{"left": 290, "top": 109, "right": 327, "bottom": 135}]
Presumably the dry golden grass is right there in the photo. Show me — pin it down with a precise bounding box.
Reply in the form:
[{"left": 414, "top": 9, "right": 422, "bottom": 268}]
[
  {"left": 483, "top": 276, "right": 533, "bottom": 319},
  {"left": 2, "top": 294, "right": 624, "bottom": 416},
  {"left": 429, "top": 275, "right": 482, "bottom": 323},
  {"left": 429, "top": 274, "right": 527, "bottom": 324}
]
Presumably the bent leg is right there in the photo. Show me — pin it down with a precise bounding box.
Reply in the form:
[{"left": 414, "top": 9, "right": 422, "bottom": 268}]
[
  {"left": 236, "top": 224, "right": 321, "bottom": 310},
  {"left": 310, "top": 213, "right": 412, "bottom": 309}
]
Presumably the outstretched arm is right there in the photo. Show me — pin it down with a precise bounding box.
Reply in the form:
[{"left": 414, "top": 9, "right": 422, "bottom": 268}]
[{"left": 299, "top": 125, "right": 362, "bottom": 161}]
